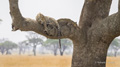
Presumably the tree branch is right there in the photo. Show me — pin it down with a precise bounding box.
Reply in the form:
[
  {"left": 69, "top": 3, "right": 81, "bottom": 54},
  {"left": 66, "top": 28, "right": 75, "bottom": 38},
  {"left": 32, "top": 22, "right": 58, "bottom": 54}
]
[
  {"left": 9, "top": 0, "right": 23, "bottom": 20},
  {"left": 96, "top": 0, "right": 120, "bottom": 38},
  {"left": 9, "top": 0, "right": 80, "bottom": 40},
  {"left": 89, "top": 12, "right": 120, "bottom": 42},
  {"left": 119, "top": 0, "right": 120, "bottom": 12},
  {"left": 87, "top": 0, "right": 120, "bottom": 44},
  {"left": 79, "top": 0, "right": 112, "bottom": 29}
]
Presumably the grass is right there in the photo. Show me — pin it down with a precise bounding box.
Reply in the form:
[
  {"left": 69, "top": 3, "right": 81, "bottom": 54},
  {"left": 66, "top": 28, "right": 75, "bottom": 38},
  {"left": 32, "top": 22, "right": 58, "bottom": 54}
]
[
  {"left": 0, "top": 55, "right": 119, "bottom": 67},
  {"left": 106, "top": 57, "right": 120, "bottom": 67},
  {"left": 0, "top": 55, "right": 72, "bottom": 67}
]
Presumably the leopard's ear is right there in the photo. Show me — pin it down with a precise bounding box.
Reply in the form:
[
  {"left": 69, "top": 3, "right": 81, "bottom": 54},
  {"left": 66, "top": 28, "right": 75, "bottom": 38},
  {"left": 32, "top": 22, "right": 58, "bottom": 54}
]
[{"left": 40, "top": 13, "right": 44, "bottom": 18}]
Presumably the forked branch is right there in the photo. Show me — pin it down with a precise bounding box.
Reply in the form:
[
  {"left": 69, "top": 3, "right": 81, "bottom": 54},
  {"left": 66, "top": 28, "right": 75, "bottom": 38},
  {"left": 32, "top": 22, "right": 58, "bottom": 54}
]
[
  {"left": 79, "top": 0, "right": 112, "bottom": 29},
  {"left": 90, "top": 0, "right": 120, "bottom": 40}
]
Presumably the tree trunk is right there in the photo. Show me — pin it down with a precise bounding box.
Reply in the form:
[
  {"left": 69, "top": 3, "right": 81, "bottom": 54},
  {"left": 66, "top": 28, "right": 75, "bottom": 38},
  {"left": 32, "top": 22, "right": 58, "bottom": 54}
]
[
  {"left": 72, "top": 35, "right": 113, "bottom": 67},
  {"left": 1, "top": 52, "right": 4, "bottom": 55},
  {"left": 60, "top": 51, "right": 63, "bottom": 56},
  {"left": 19, "top": 47, "right": 22, "bottom": 55},
  {"left": 1, "top": 48, "right": 5, "bottom": 55},
  {"left": 6, "top": 49, "right": 9, "bottom": 55},
  {"left": 23, "top": 48, "right": 26, "bottom": 54},
  {"left": 60, "top": 45, "right": 67, "bottom": 56},
  {"left": 1, "top": 50, "right": 4, "bottom": 55},
  {"left": 53, "top": 50, "right": 57, "bottom": 56},
  {"left": 114, "top": 50, "right": 118, "bottom": 57},
  {"left": 33, "top": 45, "right": 36, "bottom": 56},
  {"left": 114, "top": 51, "right": 117, "bottom": 57},
  {"left": 60, "top": 49, "right": 63, "bottom": 56},
  {"left": 53, "top": 44, "right": 57, "bottom": 56}
]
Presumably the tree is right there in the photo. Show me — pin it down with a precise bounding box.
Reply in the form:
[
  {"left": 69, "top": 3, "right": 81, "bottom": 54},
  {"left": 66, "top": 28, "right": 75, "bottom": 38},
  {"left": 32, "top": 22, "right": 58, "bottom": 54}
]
[
  {"left": 109, "top": 38, "right": 120, "bottom": 57},
  {"left": 0, "top": 38, "right": 8, "bottom": 55},
  {"left": 44, "top": 39, "right": 72, "bottom": 56},
  {"left": 0, "top": 43, "right": 5, "bottom": 55},
  {"left": 9, "top": 0, "right": 120, "bottom": 67},
  {"left": 18, "top": 40, "right": 28, "bottom": 55},
  {"left": 0, "top": 41, "right": 17, "bottom": 55},
  {"left": 45, "top": 39, "right": 59, "bottom": 56},
  {"left": 60, "top": 39, "right": 72, "bottom": 55},
  {"left": 26, "top": 32, "right": 44, "bottom": 56}
]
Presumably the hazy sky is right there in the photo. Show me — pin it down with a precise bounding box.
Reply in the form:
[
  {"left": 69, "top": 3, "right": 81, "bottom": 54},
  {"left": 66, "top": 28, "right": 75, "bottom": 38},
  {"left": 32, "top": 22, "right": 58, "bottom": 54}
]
[{"left": 0, "top": 0, "right": 118, "bottom": 43}]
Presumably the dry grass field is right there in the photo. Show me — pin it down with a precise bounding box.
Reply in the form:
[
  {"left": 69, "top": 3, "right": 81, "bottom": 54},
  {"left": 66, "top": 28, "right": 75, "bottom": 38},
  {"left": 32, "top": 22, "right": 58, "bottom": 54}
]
[
  {"left": 0, "top": 55, "right": 119, "bottom": 67},
  {"left": 0, "top": 55, "right": 72, "bottom": 67},
  {"left": 106, "top": 57, "right": 120, "bottom": 67}
]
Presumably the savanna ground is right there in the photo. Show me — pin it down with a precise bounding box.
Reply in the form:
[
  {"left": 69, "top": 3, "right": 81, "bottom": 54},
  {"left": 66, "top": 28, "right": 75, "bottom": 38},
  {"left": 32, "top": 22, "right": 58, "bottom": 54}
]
[{"left": 0, "top": 55, "right": 119, "bottom": 67}]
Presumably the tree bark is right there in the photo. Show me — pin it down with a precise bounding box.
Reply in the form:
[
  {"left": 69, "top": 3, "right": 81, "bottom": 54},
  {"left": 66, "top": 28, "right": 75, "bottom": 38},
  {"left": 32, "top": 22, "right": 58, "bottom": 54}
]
[{"left": 9, "top": 0, "right": 120, "bottom": 67}]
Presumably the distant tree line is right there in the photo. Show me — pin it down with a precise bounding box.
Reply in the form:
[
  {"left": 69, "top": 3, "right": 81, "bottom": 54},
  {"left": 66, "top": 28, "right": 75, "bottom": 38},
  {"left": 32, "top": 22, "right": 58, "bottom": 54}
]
[
  {"left": 0, "top": 32, "right": 73, "bottom": 56},
  {"left": 0, "top": 32, "right": 120, "bottom": 57}
]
